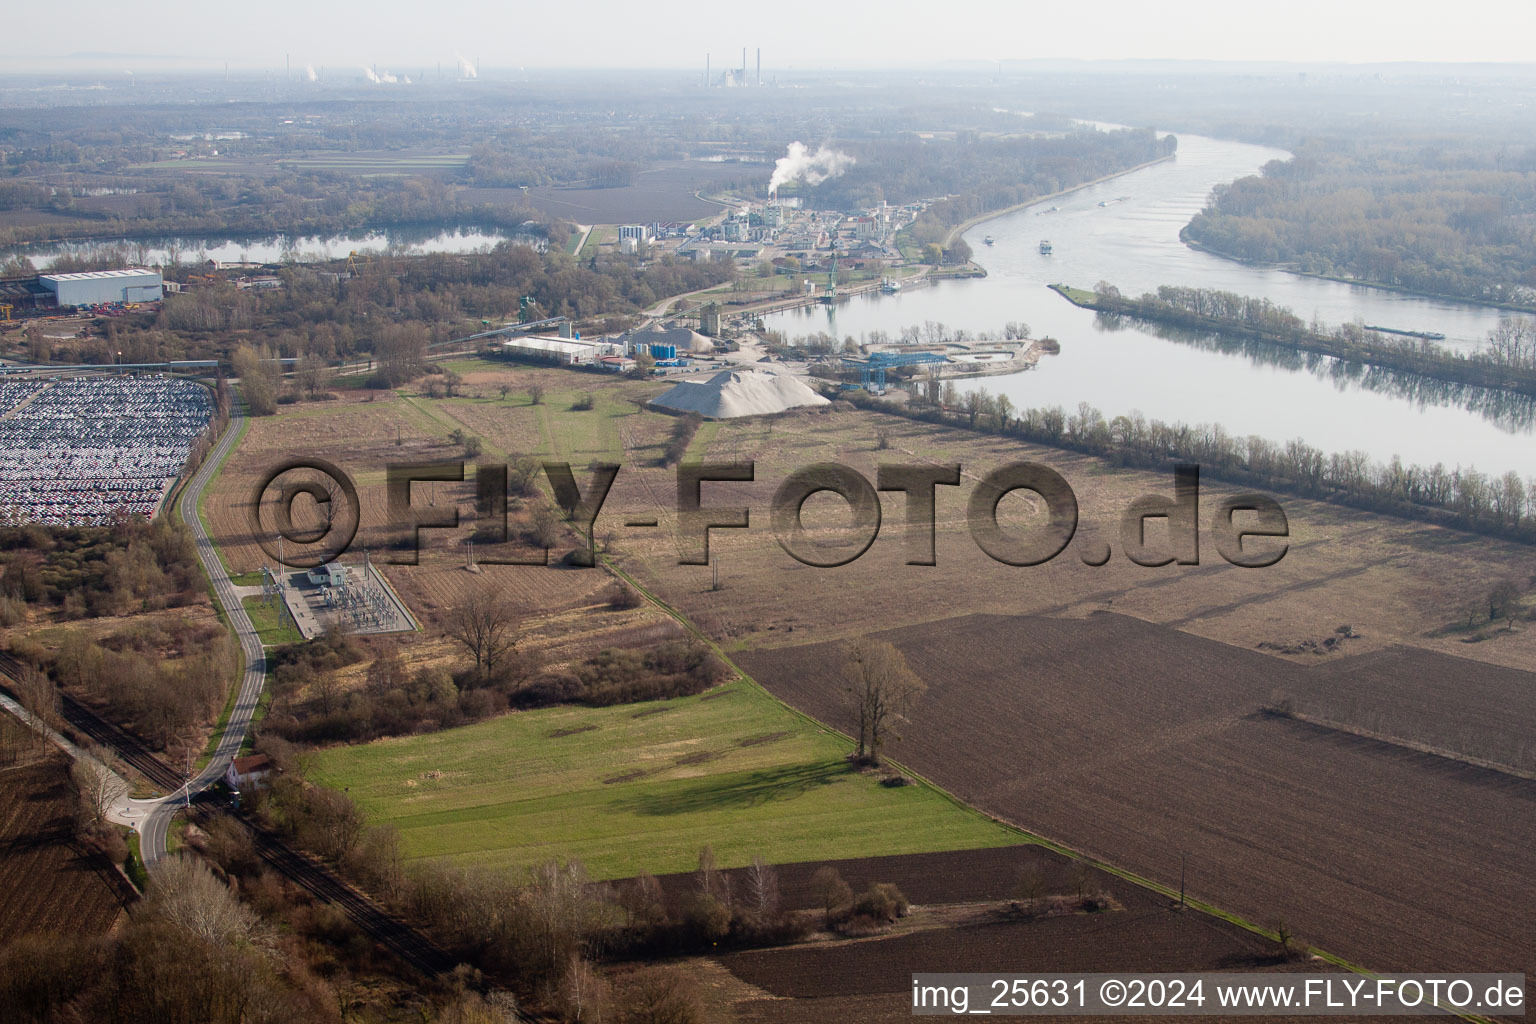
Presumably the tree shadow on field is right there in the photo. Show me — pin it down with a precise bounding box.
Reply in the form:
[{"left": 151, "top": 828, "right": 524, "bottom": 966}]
[{"left": 622, "top": 761, "right": 848, "bottom": 817}]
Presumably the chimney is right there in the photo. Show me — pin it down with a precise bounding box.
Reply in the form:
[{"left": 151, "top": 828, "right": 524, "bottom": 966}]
[{"left": 756, "top": 48, "right": 761, "bottom": 86}]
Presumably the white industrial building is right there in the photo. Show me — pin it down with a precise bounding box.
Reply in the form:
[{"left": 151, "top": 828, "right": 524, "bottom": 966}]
[
  {"left": 39, "top": 268, "right": 163, "bottom": 307},
  {"left": 499, "top": 335, "right": 621, "bottom": 365}
]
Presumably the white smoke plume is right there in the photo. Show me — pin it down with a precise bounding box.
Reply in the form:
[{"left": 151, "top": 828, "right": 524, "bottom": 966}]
[
  {"left": 304, "top": 65, "right": 318, "bottom": 82},
  {"left": 768, "top": 142, "right": 855, "bottom": 195},
  {"left": 361, "top": 67, "right": 398, "bottom": 84},
  {"left": 456, "top": 54, "right": 478, "bottom": 79}
]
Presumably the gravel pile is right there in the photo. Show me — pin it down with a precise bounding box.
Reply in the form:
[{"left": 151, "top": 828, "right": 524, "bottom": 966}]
[{"left": 650, "top": 368, "right": 829, "bottom": 419}]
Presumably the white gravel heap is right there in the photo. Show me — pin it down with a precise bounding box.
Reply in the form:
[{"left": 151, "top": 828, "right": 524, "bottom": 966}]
[
  {"left": 651, "top": 368, "right": 830, "bottom": 419},
  {"left": 625, "top": 323, "right": 714, "bottom": 353}
]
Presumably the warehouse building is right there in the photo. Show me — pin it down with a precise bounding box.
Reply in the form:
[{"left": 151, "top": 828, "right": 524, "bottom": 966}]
[
  {"left": 39, "top": 268, "right": 163, "bottom": 307},
  {"left": 499, "top": 335, "right": 620, "bottom": 366}
]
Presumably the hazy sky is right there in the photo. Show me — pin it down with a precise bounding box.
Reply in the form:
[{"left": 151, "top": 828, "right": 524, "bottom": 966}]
[{"left": 29, "top": 0, "right": 1536, "bottom": 71}]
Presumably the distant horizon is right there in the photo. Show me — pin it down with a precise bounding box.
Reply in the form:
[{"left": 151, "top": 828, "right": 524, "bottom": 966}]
[
  {"left": 8, "top": 0, "right": 1536, "bottom": 75},
  {"left": 9, "top": 56, "right": 1536, "bottom": 80}
]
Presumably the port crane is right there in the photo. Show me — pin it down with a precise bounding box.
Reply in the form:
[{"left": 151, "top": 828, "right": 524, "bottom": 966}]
[{"left": 855, "top": 350, "right": 948, "bottom": 392}]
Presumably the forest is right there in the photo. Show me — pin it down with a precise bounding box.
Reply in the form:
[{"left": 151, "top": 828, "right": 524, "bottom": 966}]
[
  {"left": 11, "top": 243, "right": 738, "bottom": 372},
  {"left": 1183, "top": 139, "right": 1536, "bottom": 308},
  {"left": 808, "top": 127, "right": 1176, "bottom": 246}
]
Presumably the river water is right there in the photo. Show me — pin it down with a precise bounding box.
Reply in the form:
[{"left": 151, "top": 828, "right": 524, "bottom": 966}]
[{"left": 764, "top": 132, "right": 1536, "bottom": 479}]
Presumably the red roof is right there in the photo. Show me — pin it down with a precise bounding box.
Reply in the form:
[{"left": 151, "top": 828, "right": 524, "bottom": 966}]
[{"left": 230, "top": 753, "right": 272, "bottom": 774}]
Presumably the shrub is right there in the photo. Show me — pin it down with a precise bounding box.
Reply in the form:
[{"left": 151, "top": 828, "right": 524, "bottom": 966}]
[
  {"left": 511, "top": 641, "right": 729, "bottom": 710},
  {"left": 661, "top": 414, "right": 702, "bottom": 466},
  {"left": 850, "top": 882, "right": 909, "bottom": 924},
  {"left": 606, "top": 583, "right": 643, "bottom": 610},
  {"left": 679, "top": 892, "right": 730, "bottom": 945},
  {"left": 618, "top": 967, "right": 705, "bottom": 1024}
]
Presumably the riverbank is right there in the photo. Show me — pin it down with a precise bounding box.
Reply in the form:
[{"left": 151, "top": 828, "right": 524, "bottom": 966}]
[
  {"left": 941, "top": 152, "right": 1178, "bottom": 249},
  {"left": 1049, "top": 283, "right": 1536, "bottom": 397},
  {"left": 1178, "top": 232, "right": 1536, "bottom": 316}
]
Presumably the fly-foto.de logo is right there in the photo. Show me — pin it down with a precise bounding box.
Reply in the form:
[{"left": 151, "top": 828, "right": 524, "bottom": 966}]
[{"left": 247, "top": 459, "right": 1289, "bottom": 570}]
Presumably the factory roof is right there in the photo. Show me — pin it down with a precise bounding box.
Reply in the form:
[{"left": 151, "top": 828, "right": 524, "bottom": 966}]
[
  {"left": 501, "top": 337, "right": 596, "bottom": 357},
  {"left": 39, "top": 268, "right": 160, "bottom": 283}
]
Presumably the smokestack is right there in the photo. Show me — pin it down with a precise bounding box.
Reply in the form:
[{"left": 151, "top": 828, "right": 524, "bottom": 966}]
[
  {"left": 757, "top": 48, "right": 761, "bottom": 86},
  {"left": 742, "top": 47, "right": 747, "bottom": 80},
  {"left": 286, "top": 53, "right": 290, "bottom": 79},
  {"left": 706, "top": 53, "right": 710, "bottom": 87}
]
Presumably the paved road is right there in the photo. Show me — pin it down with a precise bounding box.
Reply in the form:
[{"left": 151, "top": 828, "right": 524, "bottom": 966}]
[{"left": 141, "top": 401, "right": 266, "bottom": 868}]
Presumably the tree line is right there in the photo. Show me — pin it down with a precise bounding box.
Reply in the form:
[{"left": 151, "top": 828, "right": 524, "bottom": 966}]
[
  {"left": 849, "top": 390, "right": 1536, "bottom": 544},
  {"left": 1075, "top": 282, "right": 1536, "bottom": 396}
]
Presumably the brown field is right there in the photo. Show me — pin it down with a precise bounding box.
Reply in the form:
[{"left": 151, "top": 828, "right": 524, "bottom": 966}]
[
  {"left": 203, "top": 377, "right": 681, "bottom": 666},
  {"left": 640, "top": 847, "right": 1331, "bottom": 1024},
  {"left": 611, "top": 405, "right": 1536, "bottom": 671},
  {"left": 734, "top": 613, "right": 1536, "bottom": 991},
  {"left": 217, "top": 369, "right": 1536, "bottom": 989},
  {"left": 1292, "top": 646, "right": 1536, "bottom": 771},
  {"left": 0, "top": 753, "right": 133, "bottom": 940},
  {"left": 462, "top": 160, "right": 769, "bottom": 225}
]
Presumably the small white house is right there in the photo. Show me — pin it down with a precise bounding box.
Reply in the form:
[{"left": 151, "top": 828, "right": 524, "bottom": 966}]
[
  {"left": 307, "top": 562, "right": 348, "bottom": 587},
  {"left": 225, "top": 753, "right": 274, "bottom": 791}
]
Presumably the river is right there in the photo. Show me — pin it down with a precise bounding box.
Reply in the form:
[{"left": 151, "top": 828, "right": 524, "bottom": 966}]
[{"left": 763, "top": 131, "right": 1536, "bottom": 479}]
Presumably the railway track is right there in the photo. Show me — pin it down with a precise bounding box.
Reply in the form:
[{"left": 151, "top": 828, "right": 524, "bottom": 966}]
[
  {"left": 220, "top": 813, "right": 459, "bottom": 977},
  {"left": 0, "top": 653, "right": 466, "bottom": 984},
  {"left": 0, "top": 651, "right": 187, "bottom": 793}
]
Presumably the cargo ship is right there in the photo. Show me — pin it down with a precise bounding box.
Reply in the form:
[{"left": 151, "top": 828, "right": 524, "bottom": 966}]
[{"left": 1365, "top": 324, "right": 1447, "bottom": 341}]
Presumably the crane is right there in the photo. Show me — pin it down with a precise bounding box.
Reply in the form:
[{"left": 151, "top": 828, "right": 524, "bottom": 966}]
[{"left": 856, "top": 350, "right": 949, "bottom": 392}]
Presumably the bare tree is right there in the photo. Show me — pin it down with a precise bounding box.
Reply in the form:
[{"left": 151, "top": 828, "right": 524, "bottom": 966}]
[
  {"left": 1014, "top": 860, "right": 1046, "bottom": 915},
  {"left": 620, "top": 967, "right": 706, "bottom": 1024},
  {"left": 842, "top": 639, "right": 927, "bottom": 766},
  {"left": 746, "top": 855, "right": 779, "bottom": 919},
  {"left": 1069, "top": 859, "right": 1096, "bottom": 904},
  {"left": 552, "top": 954, "right": 611, "bottom": 1024},
  {"left": 443, "top": 585, "right": 519, "bottom": 681},
  {"left": 1488, "top": 578, "right": 1522, "bottom": 626},
  {"left": 810, "top": 865, "right": 852, "bottom": 924},
  {"left": 12, "top": 661, "right": 59, "bottom": 732},
  {"left": 529, "top": 499, "right": 561, "bottom": 549},
  {"left": 528, "top": 380, "right": 546, "bottom": 405},
  {"left": 694, "top": 844, "right": 724, "bottom": 903},
  {"left": 515, "top": 859, "right": 601, "bottom": 984},
  {"left": 147, "top": 854, "right": 263, "bottom": 947},
  {"left": 312, "top": 670, "right": 341, "bottom": 715},
  {"left": 71, "top": 746, "right": 121, "bottom": 827}
]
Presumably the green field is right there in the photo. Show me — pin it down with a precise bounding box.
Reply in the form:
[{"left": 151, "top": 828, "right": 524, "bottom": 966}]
[
  {"left": 310, "top": 680, "right": 1019, "bottom": 879},
  {"left": 242, "top": 594, "right": 303, "bottom": 646}
]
